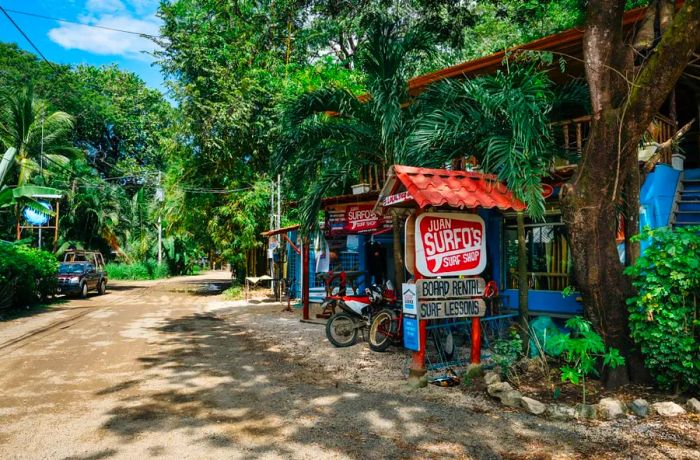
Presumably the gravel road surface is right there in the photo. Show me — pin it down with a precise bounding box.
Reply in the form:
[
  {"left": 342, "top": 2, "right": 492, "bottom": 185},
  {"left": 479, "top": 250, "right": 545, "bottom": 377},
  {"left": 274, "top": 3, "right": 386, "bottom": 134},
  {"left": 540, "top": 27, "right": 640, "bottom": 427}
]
[{"left": 0, "top": 272, "right": 697, "bottom": 459}]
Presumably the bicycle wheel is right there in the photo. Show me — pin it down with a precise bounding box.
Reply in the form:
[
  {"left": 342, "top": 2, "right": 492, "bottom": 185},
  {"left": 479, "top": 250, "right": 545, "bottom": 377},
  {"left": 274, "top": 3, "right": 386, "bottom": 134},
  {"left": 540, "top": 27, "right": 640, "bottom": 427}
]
[
  {"left": 326, "top": 312, "right": 359, "bottom": 347},
  {"left": 369, "top": 309, "right": 397, "bottom": 352}
]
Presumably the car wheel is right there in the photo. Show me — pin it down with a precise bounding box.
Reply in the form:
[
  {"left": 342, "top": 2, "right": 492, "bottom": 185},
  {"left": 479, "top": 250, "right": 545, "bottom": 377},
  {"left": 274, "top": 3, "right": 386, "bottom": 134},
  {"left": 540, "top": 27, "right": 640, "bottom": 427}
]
[
  {"left": 98, "top": 280, "right": 106, "bottom": 295},
  {"left": 80, "top": 282, "right": 88, "bottom": 299}
]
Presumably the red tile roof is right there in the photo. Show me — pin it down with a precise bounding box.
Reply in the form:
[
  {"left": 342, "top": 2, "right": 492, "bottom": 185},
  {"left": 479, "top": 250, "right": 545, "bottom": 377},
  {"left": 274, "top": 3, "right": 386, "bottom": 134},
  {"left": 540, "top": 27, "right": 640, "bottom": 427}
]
[{"left": 389, "top": 165, "right": 525, "bottom": 212}]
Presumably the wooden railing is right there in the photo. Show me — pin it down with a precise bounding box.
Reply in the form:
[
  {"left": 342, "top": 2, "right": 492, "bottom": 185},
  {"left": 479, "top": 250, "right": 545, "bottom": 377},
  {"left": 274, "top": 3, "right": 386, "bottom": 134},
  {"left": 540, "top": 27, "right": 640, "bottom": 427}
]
[
  {"left": 552, "top": 113, "right": 677, "bottom": 159},
  {"left": 359, "top": 164, "right": 387, "bottom": 191}
]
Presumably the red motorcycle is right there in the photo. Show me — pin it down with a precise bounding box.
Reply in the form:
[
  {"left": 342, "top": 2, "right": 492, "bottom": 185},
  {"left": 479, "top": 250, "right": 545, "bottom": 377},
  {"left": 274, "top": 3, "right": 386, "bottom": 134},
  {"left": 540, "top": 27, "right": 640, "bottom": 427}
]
[{"left": 322, "top": 272, "right": 396, "bottom": 347}]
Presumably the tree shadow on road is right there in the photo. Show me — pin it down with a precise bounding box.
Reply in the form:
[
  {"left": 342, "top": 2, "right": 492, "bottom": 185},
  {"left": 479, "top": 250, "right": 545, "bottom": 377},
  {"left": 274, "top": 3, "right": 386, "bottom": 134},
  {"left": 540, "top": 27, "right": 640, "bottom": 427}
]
[{"left": 94, "top": 313, "right": 697, "bottom": 459}]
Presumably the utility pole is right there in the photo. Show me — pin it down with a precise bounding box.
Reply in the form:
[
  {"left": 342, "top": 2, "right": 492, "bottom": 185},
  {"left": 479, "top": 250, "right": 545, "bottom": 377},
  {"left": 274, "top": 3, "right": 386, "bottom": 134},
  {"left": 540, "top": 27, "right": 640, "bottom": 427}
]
[
  {"left": 156, "top": 171, "right": 163, "bottom": 265},
  {"left": 38, "top": 112, "right": 44, "bottom": 249}
]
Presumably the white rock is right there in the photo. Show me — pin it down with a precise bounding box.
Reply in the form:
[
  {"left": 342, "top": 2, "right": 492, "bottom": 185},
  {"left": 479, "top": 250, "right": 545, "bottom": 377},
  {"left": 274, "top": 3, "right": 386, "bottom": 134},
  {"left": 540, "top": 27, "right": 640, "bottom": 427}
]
[
  {"left": 598, "top": 397, "right": 626, "bottom": 420},
  {"left": 630, "top": 399, "right": 650, "bottom": 417},
  {"left": 484, "top": 371, "right": 501, "bottom": 386},
  {"left": 686, "top": 398, "right": 700, "bottom": 414},
  {"left": 499, "top": 390, "right": 523, "bottom": 407},
  {"left": 575, "top": 403, "right": 597, "bottom": 419},
  {"left": 521, "top": 396, "right": 546, "bottom": 415},
  {"left": 546, "top": 404, "right": 576, "bottom": 421},
  {"left": 652, "top": 401, "right": 687, "bottom": 417},
  {"left": 487, "top": 381, "right": 513, "bottom": 397}
]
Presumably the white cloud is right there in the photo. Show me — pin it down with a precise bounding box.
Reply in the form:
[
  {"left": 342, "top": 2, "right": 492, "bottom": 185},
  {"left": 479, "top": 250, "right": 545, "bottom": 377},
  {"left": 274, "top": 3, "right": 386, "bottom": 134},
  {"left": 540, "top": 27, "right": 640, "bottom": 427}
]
[
  {"left": 48, "top": 14, "right": 161, "bottom": 61},
  {"left": 86, "top": 0, "right": 127, "bottom": 13}
]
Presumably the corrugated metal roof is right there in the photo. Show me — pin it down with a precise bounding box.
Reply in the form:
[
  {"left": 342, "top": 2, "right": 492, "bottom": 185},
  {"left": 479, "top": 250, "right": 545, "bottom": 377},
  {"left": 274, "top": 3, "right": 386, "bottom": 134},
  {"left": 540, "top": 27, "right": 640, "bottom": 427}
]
[{"left": 387, "top": 165, "right": 525, "bottom": 212}]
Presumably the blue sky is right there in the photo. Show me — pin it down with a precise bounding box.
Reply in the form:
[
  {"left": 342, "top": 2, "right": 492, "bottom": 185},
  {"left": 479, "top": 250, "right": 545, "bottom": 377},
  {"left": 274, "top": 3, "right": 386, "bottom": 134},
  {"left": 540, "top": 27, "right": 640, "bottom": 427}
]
[{"left": 0, "top": 0, "right": 166, "bottom": 93}]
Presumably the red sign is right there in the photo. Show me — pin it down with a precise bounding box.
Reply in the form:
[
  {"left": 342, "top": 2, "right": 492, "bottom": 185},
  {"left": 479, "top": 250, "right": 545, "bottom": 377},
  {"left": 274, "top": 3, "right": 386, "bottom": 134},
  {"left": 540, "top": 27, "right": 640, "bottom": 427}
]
[
  {"left": 414, "top": 213, "right": 486, "bottom": 277},
  {"left": 383, "top": 191, "right": 413, "bottom": 207},
  {"left": 344, "top": 204, "right": 381, "bottom": 233}
]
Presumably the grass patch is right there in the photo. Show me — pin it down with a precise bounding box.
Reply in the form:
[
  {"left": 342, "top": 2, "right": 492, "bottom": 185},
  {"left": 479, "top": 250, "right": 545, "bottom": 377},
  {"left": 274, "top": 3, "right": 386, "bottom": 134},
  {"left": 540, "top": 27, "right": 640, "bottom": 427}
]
[
  {"left": 221, "top": 285, "right": 243, "bottom": 300},
  {"left": 105, "top": 260, "right": 170, "bottom": 280}
]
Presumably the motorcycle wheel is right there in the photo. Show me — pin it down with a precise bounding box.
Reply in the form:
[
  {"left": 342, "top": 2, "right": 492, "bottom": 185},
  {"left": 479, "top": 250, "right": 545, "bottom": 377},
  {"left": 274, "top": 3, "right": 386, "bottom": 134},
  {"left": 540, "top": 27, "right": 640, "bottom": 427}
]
[
  {"left": 369, "top": 309, "right": 397, "bottom": 352},
  {"left": 325, "top": 312, "right": 359, "bottom": 347}
]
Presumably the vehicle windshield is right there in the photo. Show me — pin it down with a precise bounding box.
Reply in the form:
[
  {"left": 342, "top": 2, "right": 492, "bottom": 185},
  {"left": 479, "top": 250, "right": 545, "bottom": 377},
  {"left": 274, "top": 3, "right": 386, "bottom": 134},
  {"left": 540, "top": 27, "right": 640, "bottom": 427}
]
[{"left": 58, "top": 263, "right": 86, "bottom": 274}]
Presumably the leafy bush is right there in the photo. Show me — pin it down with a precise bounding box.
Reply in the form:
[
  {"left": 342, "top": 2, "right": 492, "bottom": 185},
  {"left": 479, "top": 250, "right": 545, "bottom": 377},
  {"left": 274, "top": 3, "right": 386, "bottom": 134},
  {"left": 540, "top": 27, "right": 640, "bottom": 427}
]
[
  {"left": 625, "top": 226, "right": 700, "bottom": 391},
  {"left": 491, "top": 329, "right": 523, "bottom": 381},
  {"left": 549, "top": 317, "right": 624, "bottom": 404},
  {"left": 105, "top": 260, "right": 170, "bottom": 280},
  {"left": 0, "top": 242, "right": 58, "bottom": 308}
]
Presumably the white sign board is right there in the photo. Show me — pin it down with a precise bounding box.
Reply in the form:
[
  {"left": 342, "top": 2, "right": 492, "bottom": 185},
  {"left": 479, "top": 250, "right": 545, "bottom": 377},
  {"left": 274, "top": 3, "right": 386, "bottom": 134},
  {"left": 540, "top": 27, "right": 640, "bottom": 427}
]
[
  {"left": 414, "top": 213, "right": 486, "bottom": 277},
  {"left": 416, "top": 277, "right": 485, "bottom": 300},
  {"left": 418, "top": 298, "right": 486, "bottom": 320},
  {"left": 402, "top": 283, "right": 417, "bottom": 315}
]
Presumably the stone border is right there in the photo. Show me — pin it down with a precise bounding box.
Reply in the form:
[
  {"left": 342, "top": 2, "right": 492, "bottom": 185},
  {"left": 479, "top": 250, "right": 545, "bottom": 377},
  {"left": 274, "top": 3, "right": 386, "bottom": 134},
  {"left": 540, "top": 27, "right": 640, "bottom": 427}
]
[{"left": 482, "top": 370, "right": 700, "bottom": 421}]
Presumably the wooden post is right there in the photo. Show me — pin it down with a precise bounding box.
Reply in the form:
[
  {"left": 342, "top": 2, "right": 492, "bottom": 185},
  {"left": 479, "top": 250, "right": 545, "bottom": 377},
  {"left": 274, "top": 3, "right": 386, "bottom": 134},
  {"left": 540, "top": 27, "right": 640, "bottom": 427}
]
[
  {"left": 302, "top": 237, "right": 310, "bottom": 320},
  {"left": 470, "top": 318, "right": 481, "bottom": 364},
  {"left": 53, "top": 199, "right": 60, "bottom": 252},
  {"left": 516, "top": 211, "right": 529, "bottom": 347},
  {"left": 392, "top": 210, "right": 404, "bottom": 290},
  {"left": 407, "top": 209, "right": 427, "bottom": 387}
]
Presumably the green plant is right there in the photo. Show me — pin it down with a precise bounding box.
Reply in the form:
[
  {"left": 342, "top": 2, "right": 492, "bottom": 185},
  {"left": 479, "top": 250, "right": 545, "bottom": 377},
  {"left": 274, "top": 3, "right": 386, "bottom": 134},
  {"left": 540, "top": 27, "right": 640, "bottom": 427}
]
[
  {"left": 625, "top": 226, "right": 700, "bottom": 391},
  {"left": 549, "top": 316, "right": 625, "bottom": 404},
  {"left": 222, "top": 285, "right": 243, "bottom": 300},
  {"left": 0, "top": 242, "right": 58, "bottom": 308},
  {"left": 491, "top": 328, "right": 523, "bottom": 382},
  {"left": 105, "top": 260, "right": 170, "bottom": 280}
]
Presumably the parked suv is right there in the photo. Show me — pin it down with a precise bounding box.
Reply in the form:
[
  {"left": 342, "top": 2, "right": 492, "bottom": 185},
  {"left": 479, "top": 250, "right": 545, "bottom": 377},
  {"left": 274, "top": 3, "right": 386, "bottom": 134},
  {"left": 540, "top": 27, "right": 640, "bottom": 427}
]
[{"left": 56, "top": 250, "right": 108, "bottom": 298}]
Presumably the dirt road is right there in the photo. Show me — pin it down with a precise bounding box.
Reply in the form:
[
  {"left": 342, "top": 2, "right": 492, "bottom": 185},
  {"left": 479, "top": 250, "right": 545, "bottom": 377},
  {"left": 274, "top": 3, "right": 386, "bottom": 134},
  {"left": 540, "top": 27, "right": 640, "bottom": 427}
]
[{"left": 0, "top": 273, "right": 697, "bottom": 460}]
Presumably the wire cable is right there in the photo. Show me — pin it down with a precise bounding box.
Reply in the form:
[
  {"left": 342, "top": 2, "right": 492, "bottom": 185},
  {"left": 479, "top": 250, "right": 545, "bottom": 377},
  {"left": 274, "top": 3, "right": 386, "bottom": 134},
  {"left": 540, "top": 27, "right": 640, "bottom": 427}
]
[
  {"left": 0, "top": 6, "right": 58, "bottom": 72},
  {"left": 1, "top": 7, "right": 162, "bottom": 39}
]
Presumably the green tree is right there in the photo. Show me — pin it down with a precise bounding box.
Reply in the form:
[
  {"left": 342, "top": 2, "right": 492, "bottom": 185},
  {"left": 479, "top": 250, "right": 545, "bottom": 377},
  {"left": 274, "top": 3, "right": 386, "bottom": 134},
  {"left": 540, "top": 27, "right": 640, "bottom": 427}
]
[{"left": 0, "top": 85, "right": 77, "bottom": 185}]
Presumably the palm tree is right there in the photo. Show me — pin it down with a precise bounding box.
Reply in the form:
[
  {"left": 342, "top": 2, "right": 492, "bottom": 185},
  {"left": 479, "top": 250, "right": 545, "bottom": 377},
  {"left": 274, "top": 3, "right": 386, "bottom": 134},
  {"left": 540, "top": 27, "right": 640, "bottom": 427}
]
[
  {"left": 0, "top": 85, "right": 77, "bottom": 186},
  {"left": 276, "top": 15, "right": 433, "bottom": 231},
  {"left": 405, "top": 65, "right": 588, "bottom": 218}
]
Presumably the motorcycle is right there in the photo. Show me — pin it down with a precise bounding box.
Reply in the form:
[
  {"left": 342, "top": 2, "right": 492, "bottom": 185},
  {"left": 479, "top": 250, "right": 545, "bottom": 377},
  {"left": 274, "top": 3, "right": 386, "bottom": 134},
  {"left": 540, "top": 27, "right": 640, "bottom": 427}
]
[{"left": 323, "top": 273, "right": 396, "bottom": 347}]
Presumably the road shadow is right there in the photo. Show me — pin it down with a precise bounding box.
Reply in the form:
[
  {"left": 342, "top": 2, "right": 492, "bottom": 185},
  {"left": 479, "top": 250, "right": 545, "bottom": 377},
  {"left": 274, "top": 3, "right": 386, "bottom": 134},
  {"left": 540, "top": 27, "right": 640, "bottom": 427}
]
[
  {"left": 94, "top": 313, "right": 697, "bottom": 459},
  {"left": 0, "top": 298, "right": 69, "bottom": 322}
]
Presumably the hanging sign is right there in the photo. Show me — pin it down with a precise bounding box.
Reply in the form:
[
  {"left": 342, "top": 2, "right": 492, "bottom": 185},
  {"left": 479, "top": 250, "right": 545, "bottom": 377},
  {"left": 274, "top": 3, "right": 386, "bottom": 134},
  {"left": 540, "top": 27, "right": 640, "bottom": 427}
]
[
  {"left": 383, "top": 191, "right": 413, "bottom": 207},
  {"left": 401, "top": 283, "right": 420, "bottom": 351},
  {"left": 418, "top": 298, "right": 486, "bottom": 320},
  {"left": 414, "top": 213, "right": 486, "bottom": 277},
  {"left": 22, "top": 201, "right": 52, "bottom": 226},
  {"left": 325, "top": 202, "right": 391, "bottom": 235},
  {"left": 416, "top": 277, "right": 485, "bottom": 299}
]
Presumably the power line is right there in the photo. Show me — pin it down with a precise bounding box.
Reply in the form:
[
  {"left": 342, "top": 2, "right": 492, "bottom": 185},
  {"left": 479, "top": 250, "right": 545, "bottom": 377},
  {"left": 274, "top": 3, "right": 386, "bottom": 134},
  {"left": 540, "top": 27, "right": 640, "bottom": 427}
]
[
  {"left": 0, "top": 6, "right": 58, "bottom": 72},
  {"left": 1, "top": 7, "right": 162, "bottom": 39}
]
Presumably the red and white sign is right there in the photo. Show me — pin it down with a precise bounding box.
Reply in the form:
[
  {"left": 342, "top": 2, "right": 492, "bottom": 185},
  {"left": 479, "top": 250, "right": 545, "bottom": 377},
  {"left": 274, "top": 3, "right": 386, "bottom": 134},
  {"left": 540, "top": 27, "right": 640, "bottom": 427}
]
[
  {"left": 415, "top": 213, "right": 486, "bottom": 277},
  {"left": 344, "top": 204, "right": 381, "bottom": 232},
  {"left": 383, "top": 191, "right": 413, "bottom": 207}
]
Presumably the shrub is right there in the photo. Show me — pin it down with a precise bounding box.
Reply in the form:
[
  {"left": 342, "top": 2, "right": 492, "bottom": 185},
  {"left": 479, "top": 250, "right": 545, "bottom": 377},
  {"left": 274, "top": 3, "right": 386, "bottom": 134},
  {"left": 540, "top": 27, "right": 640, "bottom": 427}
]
[
  {"left": 625, "top": 226, "right": 700, "bottom": 391},
  {"left": 105, "top": 260, "right": 170, "bottom": 280},
  {"left": 0, "top": 242, "right": 58, "bottom": 308},
  {"left": 491, "top": 328, "right": 523, "bottom": 381},
  {"left": 549, "top": 316, "right": 624, "bottom": 404}
]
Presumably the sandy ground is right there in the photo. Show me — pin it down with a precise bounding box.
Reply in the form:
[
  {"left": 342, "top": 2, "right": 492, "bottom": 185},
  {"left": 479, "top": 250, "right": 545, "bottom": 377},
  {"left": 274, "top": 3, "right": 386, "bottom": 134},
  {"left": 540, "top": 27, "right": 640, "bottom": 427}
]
[{"left": 0, "top": 272, "right": 697, "bottom": 460}]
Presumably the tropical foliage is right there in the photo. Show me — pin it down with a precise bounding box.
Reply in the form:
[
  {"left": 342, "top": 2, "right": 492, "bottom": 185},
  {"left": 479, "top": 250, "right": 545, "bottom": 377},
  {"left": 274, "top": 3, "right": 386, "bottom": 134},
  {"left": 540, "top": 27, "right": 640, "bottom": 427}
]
[
  {"left": 0, "top": 241, "right": 57, "bottom": 308},
  {"left": 625, "top": 226, "right": 700, "bottom": 391}
]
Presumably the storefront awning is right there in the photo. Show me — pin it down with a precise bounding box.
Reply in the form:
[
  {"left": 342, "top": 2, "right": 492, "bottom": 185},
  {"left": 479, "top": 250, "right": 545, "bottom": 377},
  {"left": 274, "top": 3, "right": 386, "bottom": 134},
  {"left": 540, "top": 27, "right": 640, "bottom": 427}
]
[{"left": 376, "top": 165, "right": 526, "bottom": 213}]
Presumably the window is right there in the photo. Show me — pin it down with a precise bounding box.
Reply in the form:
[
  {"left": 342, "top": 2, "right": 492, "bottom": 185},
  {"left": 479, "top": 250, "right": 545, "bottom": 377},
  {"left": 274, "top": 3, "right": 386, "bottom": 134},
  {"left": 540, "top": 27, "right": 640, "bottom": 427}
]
[{"left": 503, "top": 215, "right": 573, "bottom": 291}]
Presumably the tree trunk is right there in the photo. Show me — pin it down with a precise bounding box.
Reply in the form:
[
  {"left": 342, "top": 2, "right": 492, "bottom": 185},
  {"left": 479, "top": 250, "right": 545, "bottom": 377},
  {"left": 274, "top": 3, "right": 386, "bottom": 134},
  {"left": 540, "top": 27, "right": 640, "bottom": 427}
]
[
  {"left": 561, "top": 0, "right": 700, "bottom": 388},
  {"left": 516, "top": 211, "right": 529, "bottom": 348}
]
